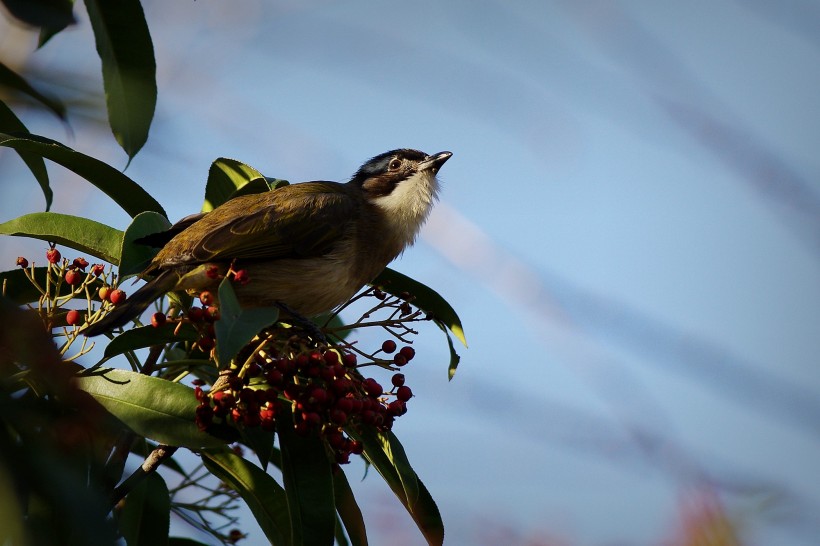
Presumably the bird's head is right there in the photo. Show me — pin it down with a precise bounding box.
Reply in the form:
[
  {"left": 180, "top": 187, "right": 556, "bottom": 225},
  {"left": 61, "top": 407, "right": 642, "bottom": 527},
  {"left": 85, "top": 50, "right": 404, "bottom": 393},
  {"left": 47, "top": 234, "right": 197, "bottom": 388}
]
[{"left": 351, "top": 149, "right": 452, "bottom": 240}]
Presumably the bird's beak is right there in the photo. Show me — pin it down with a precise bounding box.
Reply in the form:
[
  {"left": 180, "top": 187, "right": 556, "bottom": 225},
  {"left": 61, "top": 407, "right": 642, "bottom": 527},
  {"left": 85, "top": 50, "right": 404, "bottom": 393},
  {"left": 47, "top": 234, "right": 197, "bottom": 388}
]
[{"left": 420, "top": 151, "right": 453, "bottom": 173}]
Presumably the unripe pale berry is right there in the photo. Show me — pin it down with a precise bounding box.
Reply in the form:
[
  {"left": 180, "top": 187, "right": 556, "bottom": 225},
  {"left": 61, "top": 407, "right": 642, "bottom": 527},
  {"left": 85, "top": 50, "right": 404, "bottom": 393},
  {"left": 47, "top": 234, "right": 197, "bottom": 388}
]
[{"left": 98, "top": 286, "right": 112, "bottom": 301}]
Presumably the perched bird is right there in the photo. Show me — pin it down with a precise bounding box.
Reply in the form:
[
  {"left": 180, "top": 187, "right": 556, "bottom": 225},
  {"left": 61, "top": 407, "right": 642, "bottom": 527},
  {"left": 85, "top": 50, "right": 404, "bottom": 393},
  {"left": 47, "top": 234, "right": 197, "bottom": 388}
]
[{"left": 84, "top": 149, "right": 452, "bottom": 336}]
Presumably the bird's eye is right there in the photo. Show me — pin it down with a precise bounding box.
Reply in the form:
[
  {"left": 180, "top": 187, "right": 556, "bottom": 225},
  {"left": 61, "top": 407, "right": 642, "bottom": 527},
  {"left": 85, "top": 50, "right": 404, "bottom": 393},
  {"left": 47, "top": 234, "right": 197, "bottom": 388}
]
[{"left": 388, "top": 158, "right": 401, "bottom": 171}]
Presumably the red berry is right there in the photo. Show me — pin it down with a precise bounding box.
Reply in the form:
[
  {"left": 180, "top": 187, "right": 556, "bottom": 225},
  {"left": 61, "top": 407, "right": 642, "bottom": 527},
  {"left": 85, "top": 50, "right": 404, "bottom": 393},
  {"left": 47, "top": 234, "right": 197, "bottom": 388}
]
[
  {"left": 393, "top": 353, "right": 408, "bottom": 367},
  {"left": 323, "top": 350, "right": 339, "bottom": 366},
  {"left": 46, "top": 248, "right": 61, "bottom": 264},
  {"left": 205, "top": 306, "right": 220, "bottom": 321},
  {"left": 349, "top": 440, "right": 363, "bottom": 454},
  {"left": 388, "top": 400, "right": 407, "bottom": 416},
  {"left": 205, "top": 265, "right": 221, "bottom": 279},
  {"left": 391, "top": 373, "right": 405, "bottom": 388},
  {"left": 187, "top": 306, "right": 204, "bottom": 322},
  {"left": 65, "top": 309, "right": 81, "bottom": 326},
  {"left": 310, "top": 387, "right": 328, "bottom": 406},
  {"left": 330, "top": 409, "right": 348, "bottom": 425},
  {"left": 109, "top": 289, "right": 127, "bottom": 305},
  {"left": 381, "top": 339, "right": 397, "bottom": 354},
  {"left": 151, "top": 312, "right": 166, "bottom": 327},
  {"left": 72, "top": 257, "right": 89, "bottom": 270},
  {"left": 335, "top": 397, "right": 353, "bottom": 414},
  {"left": 233, "top": 269, "right": 250, "bottom": 285},
  {"left": 363, "top": 378, "right": 382, "bottom": 398},
  {"left": 396, "top": 385, "right": 412, "bottom": 402},
  {"left": 342, "top": 353, "right": 357, "bottom": 368},
  {"left": 399, "top": 346, "right": 415, "bottom": 361},
  {"left": 200, "top": 291, "right": 214, "bottom": 306},
  {"left": 64, "top": 269, "right": 82, "bottom": 285},
  {"left": 15, "top": 257, "right": 28, "bottom": 268},
  {"left": 198, "top": 336, "right": 215, "bottom": 350},
  {"left": 91, "top": 264, "right": 105, "bottom": 276}
]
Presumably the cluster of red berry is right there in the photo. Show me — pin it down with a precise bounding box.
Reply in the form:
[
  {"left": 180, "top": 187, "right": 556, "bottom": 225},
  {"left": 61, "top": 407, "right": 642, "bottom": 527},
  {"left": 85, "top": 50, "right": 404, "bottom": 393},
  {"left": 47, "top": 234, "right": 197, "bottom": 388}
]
[{"left": 194, "top": 338, "right": 417, "bottom": 464}]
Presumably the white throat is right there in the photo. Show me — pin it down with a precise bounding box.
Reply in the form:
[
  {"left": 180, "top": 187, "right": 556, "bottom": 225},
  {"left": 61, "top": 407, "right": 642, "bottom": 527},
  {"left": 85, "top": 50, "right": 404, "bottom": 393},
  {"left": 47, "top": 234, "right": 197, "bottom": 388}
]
[{"left": 371, "top": 170, "right": 440, "bottom": 245}]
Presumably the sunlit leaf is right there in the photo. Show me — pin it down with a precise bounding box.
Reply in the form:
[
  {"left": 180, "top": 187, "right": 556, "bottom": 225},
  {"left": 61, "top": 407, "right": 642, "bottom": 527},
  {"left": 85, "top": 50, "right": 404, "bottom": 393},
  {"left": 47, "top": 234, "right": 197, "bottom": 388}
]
[
  {"left": 75, "top": 368, "right": 226, "bottom": 449},
  {"left": 0, "top": 100, "right": 51, "bottom": 210},
  {"left": 373, "top": 268, "right": 467, "bottom": 347},
  {"left": 214, "top": 276, "right": 279, "bottom": 368},
  {"left": 276, "top": 405, "right": 336, "bottom": 546},
  {"left": 202, "top": 158, "right": 267, "bottom": 212},
  {"left": 118, "top": 472, "right": 170, "bottom": 546},
  {"left": 0, "top": 212, "right": 122, "bottom": 264},
  {"left": 201, "top": 449, "right": 291, "bottom": 546},
  {"left": 348, "top": 427, "right": 443, "bottom": 546},
  {"left": 119, "top": 211, "right": 172, "bottom": 278},
  {"left": 0, "top": 133, "right": 166, "bottom": 218},
  {"left": 0, "top": 61, "right": 65, "bottom": 119},
  {"left": 85, "top": 0, "right": 156, "bottom": 162}
]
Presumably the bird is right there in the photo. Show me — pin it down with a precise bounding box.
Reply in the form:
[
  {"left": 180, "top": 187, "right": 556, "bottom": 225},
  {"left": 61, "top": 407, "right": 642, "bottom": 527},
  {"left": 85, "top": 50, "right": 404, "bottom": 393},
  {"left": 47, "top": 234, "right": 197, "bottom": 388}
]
[{"left": 84, "top": 149, "right": 452, "bottom": 336}]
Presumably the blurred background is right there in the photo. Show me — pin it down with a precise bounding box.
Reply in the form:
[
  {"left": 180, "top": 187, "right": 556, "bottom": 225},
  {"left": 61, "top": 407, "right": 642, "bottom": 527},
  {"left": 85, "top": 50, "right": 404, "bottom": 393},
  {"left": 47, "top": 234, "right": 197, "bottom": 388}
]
[{"left": 1, "top": 1, "right": 819, "bottom": 544}]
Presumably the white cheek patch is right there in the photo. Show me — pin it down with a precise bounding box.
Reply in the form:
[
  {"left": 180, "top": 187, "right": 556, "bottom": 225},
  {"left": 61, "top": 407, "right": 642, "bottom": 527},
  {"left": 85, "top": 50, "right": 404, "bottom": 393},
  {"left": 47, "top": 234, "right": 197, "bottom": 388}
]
[{"left": 371, "top": 171, "right": 440, "bottom": 234}]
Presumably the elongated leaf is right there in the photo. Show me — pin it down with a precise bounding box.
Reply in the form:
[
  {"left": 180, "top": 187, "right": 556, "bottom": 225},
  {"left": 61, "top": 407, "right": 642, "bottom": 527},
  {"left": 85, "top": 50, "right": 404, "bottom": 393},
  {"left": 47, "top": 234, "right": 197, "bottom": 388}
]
[
  {"left": 168, "top": 539, "right": 209, "bottom": 546},
  {"left": 85, "top": 0, "right": 156, "bottom": 161},
  {"left": 373, "top": 268, "right": 466, "bottom": 347},
  {"left": 38, "top": 0, "right": 76, "bottom": 48},
  {"left": 119, "top": 211, "right": 171, "bottom": 278},
  {"left": 118, "top": 472, "right": 170, "bottom": 546},
  {"left": 333, "top": 469, "right": 368, "bottom": 546},
  {"left": 202, "top": 450, "right": 291, "bottom": 546},
  {"left": 0, "top": 212, "right": 122, "bottom": 264},
  {"left": 348, "top": 427, "right": 443, "bottom": 546},
  {"left": 0, "top": 100, "right": 51, "bottom": 210},
  {"left": 102, "top": 323, "right": 199, "bottom": 360},
  {"left": 276, "top": 405, "right": 336, "bottom": 546},
  {"left": 437, "top": 322, "right": 461, "bottom": 381},
  {"left": 214, "top": 276, "right": 279, "bottom": 367},
  {"left": 0, "top": 61, "right": 65, "bottom": 119},
  {"left": 0, "top": 133, "right": 166, "bottom": 218},
  {"left": 75, "top": 368, "right": 226, "bottom": 449},
  {"left": 239, "top": 426, "right": 276, "bottom": 472},
  {"left": 0, "top": 0, "right": 75, "bottom": 30}
]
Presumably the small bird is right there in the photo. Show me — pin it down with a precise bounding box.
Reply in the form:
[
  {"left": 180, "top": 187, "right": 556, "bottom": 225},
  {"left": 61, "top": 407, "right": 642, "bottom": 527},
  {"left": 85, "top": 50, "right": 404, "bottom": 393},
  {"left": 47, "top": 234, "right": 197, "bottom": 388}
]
[{"left": 84, "top": 149, "right": 452, "bottom": 336}]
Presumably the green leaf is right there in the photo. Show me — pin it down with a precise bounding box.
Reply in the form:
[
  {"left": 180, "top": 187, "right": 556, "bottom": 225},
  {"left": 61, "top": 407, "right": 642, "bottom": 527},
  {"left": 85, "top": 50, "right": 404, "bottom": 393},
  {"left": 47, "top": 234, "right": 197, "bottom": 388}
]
[
  {"left": 239, "top": 426, "right": 277, "bottom": 472},
  {"left": 102, "top": 323, "right": 199, "bottom": 360},
  {"left": 85, "top": 0, "right": 156, "bottom": 162},
  {"left": 333, "top": 469, "right": 368, "bottom": 546},
  {"left": 201, "top": 449, "right": 291, "bottom": 546},
  {"left": 118, "top": 472, "right": 169, "bottom": 546},
  {"left": 348, "top": 428, "right": 443, "bottom": 546},
  {"left": 119, "top": 212, "right": 172, "bottom": 278},
  {"left": 202, "top": 158, "right": 267, "bottom": 212},
  {"left": 0, "top": 60, "right": 66, "bottom": 119},
  {"left": 373, "top": 268, "right": 467, "bottom": 347},
  {"left": 437, "top": 322, "right": 461, "bottom": 381},
  {"left": 0, "top": 212, "right": 122, "bottom": 264},
  {"left": 37, "top": 0, "right": 76, "bottom": 48},
  {"left": 75, "top": 368, "right": 226, "bottom": 449},
  {"left": 276, "top": 405, "right": 336, "bottom": 546},
  {"left": 0, "top": 133, "right": 166, "bottom": 218},
  {"left": 168, "top": 538, "right": 210, "bottom": 546},
  {"left": 214, "top": 276, "right": 279, "bottom": 368},
  {"left": 0, "top": 100, "right": 51, "bottom": 210}
]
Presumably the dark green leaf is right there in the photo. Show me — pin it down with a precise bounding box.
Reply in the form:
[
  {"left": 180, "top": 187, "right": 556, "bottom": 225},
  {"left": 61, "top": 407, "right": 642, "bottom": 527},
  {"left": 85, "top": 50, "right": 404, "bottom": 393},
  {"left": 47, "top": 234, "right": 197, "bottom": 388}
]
[
  {"left": 75, "top": 368, "right": 226, "bottom": 449},
  {"left": 333, "top": 469, "right": 368, "bottom": 546},
  {"left": 0, "top": 0, "right": 75, "bottom": 30},
  {"left": 0, "top": 212, "right": 122, "bottom": 264},
  {"left": 239, "top": 426, "right": 276, "bottom": 472},
  {"left": 118, "top": 472, "right": 169, "bottom": 546},
  {"left": 201, "top": 449, "right": 291, "bottom": 546},
  {"left": 85, "top": 0, "right": 156, "bottom": 162},
  {"left": 214, "top": 276, "right": 279, "bottom": 368},
  {"left": 0, "top": 133, "right": 166, "bottom": 218},
  {"left": 0, "top": 100, "right": 51, "bottom": 210},
  {"left": 372, "top": 268, "right": 466, "bottom": 347},
  {"left": 0, "top": 60, "right": 65, "bottom": 119},
  {"left": 437, "top": 322, "right": 461, "bottom": 381},
  {"left": 119, "top": 212, "right": 172, "bottom": 278},
  {"left": 168, "top": 538, "right": 210, "bottom": 546},
  {"left": 102, "top": 323, "right": 199, "bottom": 360},
  {"left": 38, "top": 0, "right": 76, "bottom": 48},
  {"left": 1, "top": 267, "right": 49, "bottom": 305},
  {"left": 276, "top": 405, "right": 336, "bottom": 546},
  {"left": 348, "top": 428, "right": 443, "bottom": 546}
]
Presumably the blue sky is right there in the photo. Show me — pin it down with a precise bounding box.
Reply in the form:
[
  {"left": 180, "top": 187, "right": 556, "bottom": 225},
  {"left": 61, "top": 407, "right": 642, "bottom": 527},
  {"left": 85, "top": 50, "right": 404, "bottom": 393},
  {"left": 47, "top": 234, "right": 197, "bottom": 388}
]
[{"left": 1, "top": 1, "right": 819, "bottom": 544}]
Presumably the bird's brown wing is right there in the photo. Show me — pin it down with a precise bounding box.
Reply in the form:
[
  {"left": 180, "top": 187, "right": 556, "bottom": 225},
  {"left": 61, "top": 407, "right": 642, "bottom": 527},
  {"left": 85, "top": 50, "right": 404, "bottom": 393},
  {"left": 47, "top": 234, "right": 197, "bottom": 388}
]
[{"left": 154, "top": 182, "right": 357, "bottom": 268}]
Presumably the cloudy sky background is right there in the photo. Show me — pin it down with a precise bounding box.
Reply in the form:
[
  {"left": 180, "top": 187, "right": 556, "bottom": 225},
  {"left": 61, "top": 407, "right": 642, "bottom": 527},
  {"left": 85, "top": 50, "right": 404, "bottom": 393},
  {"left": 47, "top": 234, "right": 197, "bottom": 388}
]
[{"left": 1, "top": 1, "right": 819, "bottom": 544}]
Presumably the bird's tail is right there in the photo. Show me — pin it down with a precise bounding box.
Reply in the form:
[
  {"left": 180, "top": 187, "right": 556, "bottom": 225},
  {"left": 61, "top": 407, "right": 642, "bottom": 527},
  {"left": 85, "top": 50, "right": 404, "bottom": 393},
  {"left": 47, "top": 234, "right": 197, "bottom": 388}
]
[{"left": 83, "top": 270, "right": 179, "bottom": 336}]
